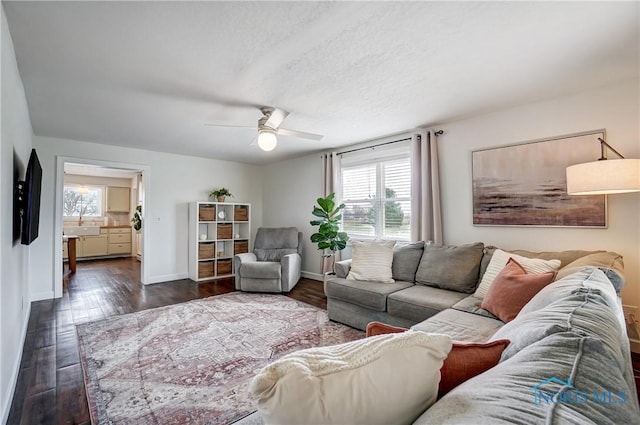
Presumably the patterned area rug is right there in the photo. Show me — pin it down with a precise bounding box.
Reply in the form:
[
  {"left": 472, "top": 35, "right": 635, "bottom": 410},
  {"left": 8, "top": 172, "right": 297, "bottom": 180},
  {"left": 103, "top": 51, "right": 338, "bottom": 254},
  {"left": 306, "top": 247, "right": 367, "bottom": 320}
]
[{"left": 77, "top": 292, "right": 363, "bottom": 424}]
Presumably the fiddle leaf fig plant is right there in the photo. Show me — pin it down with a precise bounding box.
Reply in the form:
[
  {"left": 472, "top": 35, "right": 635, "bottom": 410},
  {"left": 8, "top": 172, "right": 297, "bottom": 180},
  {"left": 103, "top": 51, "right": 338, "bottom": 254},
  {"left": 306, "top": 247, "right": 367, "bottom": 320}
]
[
  {"left": 310, "top": 193, "right": 349, "bottom": 273},
  {"left": 130, "top": 205, "right": 142, "bottom": 231}
]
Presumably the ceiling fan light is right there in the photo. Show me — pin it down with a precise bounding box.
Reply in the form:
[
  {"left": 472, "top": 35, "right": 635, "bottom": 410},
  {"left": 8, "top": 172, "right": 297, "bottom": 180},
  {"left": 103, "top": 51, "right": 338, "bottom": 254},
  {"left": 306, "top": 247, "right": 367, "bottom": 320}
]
[{"left": 257, "top": 129, "right": 277, "bottom": 151}]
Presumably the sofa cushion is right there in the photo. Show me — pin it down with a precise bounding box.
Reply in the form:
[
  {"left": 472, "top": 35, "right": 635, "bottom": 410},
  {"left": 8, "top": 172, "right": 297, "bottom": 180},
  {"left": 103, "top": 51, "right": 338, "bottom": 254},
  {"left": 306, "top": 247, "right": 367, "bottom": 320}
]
[
  {"left": 415, "top": 242, "right": 485, "bottom": 293},
  {"left": 416, "top": 332, "right": 637, "bottom": 425},
  {"left": 388, "top": 285, "right": 468, "bottom": 323},
  {"left": 474, "top": 248, "right": 560, "bottom": 299},
  {"left": 254, "top": 227, "right": 299, "bottom": 249},
  {"left": 239, "top": 261, "right": 282, "bottom": 279},
  {"left": 411, "top": 309, "right": 504, "bottom": 343},
  {"left": 325, "top": 277, "right": 413, "bottom": 312},
  {"left": 519, "top": 267, "right": 620, "bottom": 318},
  {"left": 510, "top": 248, "right": 604, "bottom": 268},
  {"left": 478, "top": 246, "right": 600, "bottom": 286},
  {"left": 254, "top": 248, "right": 297, "bottom": 262},
  {"left": 490, "top": 271, "right": 625, "bottom": 363},
  {"left": 451, "top": 295, "right": 497, "bottom": 320},
  {"left": 480, "top": 258, "right": 556, "bottom": 323},
  {"left": 347, "top": 240, "right": 396, "bottom": 283},
  {"left": 250, "top": 331, "right": 452, "bottom": 425},
  {"left": 555, "top": 251, "right": 625, "bottom": 290},
  {"left": 392, "top": 241, "right": 424, "bottom": 282}
]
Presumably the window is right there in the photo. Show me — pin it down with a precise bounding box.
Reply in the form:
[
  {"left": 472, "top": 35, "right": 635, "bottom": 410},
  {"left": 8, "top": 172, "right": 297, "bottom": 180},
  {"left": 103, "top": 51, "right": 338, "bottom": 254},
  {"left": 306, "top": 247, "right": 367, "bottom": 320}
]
[
  {"left": 63, "top": 185, "right": 103, "bottom": 217},
  {"left": 340, "top": 142, "right": 411, "bottom": 240}
]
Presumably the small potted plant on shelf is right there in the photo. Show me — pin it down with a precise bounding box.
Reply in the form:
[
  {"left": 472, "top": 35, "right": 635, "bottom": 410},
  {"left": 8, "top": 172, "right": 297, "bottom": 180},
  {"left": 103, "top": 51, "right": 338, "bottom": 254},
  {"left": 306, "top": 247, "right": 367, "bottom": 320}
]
[
  {"left": 310, "top": 193, "right": 349, "bottom": 280},
  {"left": 209, "top": 188, "right": 233, "bottom": 202}
]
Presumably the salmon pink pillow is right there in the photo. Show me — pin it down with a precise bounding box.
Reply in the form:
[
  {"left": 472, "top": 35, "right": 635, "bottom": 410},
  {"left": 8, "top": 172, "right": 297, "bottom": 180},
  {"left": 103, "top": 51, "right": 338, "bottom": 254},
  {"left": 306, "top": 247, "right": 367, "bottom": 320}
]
[
  {"left": 437, "top": 339, "right": 510, "bottom": 397},
  {"left": 481, "top": 258, "right": 556, "bottom": 323}
]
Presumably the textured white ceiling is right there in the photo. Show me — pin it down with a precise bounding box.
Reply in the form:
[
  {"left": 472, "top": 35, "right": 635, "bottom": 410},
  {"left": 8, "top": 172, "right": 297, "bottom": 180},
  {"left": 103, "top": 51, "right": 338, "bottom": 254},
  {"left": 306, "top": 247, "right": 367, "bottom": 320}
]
[{"left": 3, "top": 1, "right": 638, "bottom": 165}]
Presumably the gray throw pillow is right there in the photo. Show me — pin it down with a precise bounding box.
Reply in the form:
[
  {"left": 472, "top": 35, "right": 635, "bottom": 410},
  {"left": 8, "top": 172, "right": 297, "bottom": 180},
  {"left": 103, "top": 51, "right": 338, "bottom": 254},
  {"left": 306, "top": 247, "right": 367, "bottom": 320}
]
[
  {"left": 392, "top": 242, "right": 424, "bottom": 282},
  {"left": 415, "top": 242, "right": 484, "bottom": 293}
]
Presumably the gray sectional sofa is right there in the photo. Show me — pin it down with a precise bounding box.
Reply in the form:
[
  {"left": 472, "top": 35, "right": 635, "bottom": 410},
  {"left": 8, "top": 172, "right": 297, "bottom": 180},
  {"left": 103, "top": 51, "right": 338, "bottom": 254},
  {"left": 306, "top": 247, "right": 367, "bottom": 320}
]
[
  {"left": 413, "top": 267, "right": 639, "bottom": 424},
  {"left": 326, "top": 242, "right": 621, "bottom": 331},
  {"left": 236, "top": 242, "right": 639, "bottom": 424}
]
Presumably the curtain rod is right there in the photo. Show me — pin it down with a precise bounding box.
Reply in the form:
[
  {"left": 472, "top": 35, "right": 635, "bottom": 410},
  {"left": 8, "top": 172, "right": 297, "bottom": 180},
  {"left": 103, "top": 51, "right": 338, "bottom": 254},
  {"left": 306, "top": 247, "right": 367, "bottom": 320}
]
[
  {"left": 337, "top": 137, "right": 411, "bottom": 156},
  {"left": 336, "top": 130, "right": 443, "bottom": 156}
]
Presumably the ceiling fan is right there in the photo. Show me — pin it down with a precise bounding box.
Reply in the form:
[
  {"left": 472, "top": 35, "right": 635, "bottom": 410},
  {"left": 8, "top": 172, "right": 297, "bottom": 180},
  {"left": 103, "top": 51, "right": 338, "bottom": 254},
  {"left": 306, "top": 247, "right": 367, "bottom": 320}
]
[{"left": 206, "top": 107, "right": 324, "bottom": 151}]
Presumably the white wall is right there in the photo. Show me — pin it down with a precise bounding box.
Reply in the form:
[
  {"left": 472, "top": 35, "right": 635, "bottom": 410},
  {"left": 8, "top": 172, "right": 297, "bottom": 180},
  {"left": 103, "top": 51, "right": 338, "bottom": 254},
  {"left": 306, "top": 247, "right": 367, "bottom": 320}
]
[
  {"left": 437, "top": 79, "right": 640, "bottom": 308},
  {"left": 264, "top": 80, "right": 640, "bottom": 309},
  {"left": 0, "top": 5, "right": 33, "bottom": 422},
  {"left": 31, "top": 136, "right": 263, "bottom": 299},
  {"left": 262, "top": 154, "right": 323, "bottom": 278},
  {"left": 64, "top": 174, "right": 132, "bottom": 187}
]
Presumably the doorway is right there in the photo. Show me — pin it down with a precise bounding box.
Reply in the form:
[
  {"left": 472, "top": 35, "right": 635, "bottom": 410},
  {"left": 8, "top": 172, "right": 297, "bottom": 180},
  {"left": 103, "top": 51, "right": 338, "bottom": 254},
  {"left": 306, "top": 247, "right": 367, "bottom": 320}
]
[{"left": 54, "top": 156, "right": 150, "bottom": 298}]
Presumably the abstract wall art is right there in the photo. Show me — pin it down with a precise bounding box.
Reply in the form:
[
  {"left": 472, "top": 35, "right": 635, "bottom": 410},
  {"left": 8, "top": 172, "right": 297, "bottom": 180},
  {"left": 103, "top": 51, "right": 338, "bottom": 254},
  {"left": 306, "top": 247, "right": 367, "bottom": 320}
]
[{"left": 472, "top": 131, "right": 606, "bottom": 227}]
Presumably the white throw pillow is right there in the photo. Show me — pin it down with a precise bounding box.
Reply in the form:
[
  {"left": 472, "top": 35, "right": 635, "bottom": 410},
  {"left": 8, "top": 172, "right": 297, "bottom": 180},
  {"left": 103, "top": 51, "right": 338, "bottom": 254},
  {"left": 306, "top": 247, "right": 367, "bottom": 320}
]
[
  {"left": 250, "top": 331, "right": 452, "bottom": 425},
  {"left": 347, "top": 240, "right": 396, "bottom": 283},
  {"left": 474, "top": 249, "right": 561, "bottom": 299}
]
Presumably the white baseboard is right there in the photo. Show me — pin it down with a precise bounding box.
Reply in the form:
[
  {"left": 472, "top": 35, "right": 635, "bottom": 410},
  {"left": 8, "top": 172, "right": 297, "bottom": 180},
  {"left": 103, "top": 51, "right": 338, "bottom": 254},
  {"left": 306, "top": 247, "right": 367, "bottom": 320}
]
[
  {"left": 144, "top": 273, "right": 189, "bottom": 285},
  {"left": 301, "top": 271, "right": 323, "bottom": 282},
  {"left": 1, "top": 302, "right": 31, "bottom": 424},
  {"left": 31, "top": 290, "right": 55, "bottom": 301}
]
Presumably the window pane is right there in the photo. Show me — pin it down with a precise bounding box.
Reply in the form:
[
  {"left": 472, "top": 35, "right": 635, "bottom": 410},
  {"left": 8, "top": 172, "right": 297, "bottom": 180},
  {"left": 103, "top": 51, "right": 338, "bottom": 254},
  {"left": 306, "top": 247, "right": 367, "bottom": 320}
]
[
  {"left": 342, "top": 164, "right": 376, "bottom": 201},
  {"left": 382, "top": 157, "right": 411, "bottom": 240},
  {"left": 340, "top": 144, "right": 412, "bottom": 241},
  {"left": 342, "top": 202, "right": 375, "bottom": 237},
  {"left": 63, "top": 186, "right": 103, "bottom": 217}
]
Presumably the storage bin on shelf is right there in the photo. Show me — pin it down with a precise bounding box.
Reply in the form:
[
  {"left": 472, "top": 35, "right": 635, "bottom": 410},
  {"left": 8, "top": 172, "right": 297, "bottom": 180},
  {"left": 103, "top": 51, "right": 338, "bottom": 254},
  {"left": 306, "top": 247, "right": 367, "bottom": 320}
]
[
  {"left": 217, "top": 223, "right": 232, "bottom": 239},
  {"left": 217, "top": 259, "right": 232, "bottom": 275},
  {"left": 198, "top": 242, "right": 215, "bottom": 259},
  {"left": 234, "top": 205, "right": 249, "bottom": 221},
  {"left": 198, "top": 261, "right": 214, "bottom": 279},
  {"left": 199, "top": 205, "right": 216, "bottom": 221},
  {"left": 234, "top": 240, "right": 249, "bottom": 255}
]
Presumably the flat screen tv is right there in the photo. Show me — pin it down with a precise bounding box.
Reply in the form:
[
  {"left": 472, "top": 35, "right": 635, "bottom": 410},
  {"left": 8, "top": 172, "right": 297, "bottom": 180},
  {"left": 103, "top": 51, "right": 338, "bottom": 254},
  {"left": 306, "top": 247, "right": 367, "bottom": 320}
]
[{"left": 19, "top": 149, "right": 42, "bottom": 245}]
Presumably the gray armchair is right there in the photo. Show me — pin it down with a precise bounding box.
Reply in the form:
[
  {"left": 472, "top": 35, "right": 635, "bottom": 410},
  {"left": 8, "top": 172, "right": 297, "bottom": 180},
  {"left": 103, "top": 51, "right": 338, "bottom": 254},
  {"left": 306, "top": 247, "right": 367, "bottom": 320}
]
[{"left": 234, "top": 227, "right": 303, "bottom": 293}]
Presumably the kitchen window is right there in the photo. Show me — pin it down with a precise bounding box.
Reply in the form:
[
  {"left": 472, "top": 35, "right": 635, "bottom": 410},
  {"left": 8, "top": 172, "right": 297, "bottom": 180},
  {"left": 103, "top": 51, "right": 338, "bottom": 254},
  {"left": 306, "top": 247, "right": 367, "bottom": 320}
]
[{"left": 63, "top": 185, "right": 103, "bottom": 217}]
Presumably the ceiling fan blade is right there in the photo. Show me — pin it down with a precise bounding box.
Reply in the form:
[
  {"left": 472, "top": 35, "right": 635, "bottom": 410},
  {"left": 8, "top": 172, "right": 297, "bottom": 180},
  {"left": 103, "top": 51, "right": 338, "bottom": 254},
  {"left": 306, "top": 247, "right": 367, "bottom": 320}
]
[
  {"left": 264, "top": 108, "right": 290, "bottom": 129},
  {"left": 204, "top": 123, "right": 254, "bottom": 129},
  {"left": 277, "top": 127, "right": 324, "bottom": 141}
]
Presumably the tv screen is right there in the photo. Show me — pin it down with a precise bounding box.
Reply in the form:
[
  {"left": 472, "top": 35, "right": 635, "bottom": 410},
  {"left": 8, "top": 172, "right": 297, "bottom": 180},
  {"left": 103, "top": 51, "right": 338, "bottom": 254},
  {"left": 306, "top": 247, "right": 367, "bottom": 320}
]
[{"left": 20, "top": 149, "right": 42, "bottom": 245}]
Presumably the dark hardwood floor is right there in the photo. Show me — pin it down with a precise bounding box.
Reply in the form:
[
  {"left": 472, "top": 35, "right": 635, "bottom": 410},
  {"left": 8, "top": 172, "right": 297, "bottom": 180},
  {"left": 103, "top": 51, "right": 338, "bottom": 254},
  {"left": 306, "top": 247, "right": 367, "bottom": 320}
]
[{"left": 7, "top": 257, "right": 326, "bottom": 425}]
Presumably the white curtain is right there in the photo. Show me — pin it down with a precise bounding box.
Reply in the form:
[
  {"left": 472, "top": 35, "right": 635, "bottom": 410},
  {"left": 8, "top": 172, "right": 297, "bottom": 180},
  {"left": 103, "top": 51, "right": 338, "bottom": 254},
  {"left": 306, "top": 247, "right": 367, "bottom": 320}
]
[
  {"left": 320, "top": 152, "right": 341, "bottom": 273},
  {"left": 410, "top": 130, "right": 443, "bottom": 244},
  {"left": 321, "top": 152, "right": 340, "bottom": 198}
]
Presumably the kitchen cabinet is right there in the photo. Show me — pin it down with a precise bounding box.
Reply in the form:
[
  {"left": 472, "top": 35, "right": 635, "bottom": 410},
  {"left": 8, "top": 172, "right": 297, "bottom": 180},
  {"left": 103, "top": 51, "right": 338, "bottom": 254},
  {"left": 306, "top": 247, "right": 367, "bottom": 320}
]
[
  {"left": 106, "top": 187, "right": 130, "bottom": 212},
  {"left": 107, "top": 228, "right": 132, "bottom": 255},
  {"left": 71, "top": 228, "right": 131, "bottom": 258},
  {"left": 78, "top": 235, "right": 108, "bottom": 257}
]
